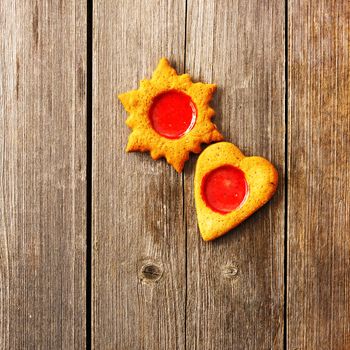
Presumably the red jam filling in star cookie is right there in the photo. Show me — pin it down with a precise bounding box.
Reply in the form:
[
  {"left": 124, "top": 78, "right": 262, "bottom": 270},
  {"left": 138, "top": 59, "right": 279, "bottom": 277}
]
[
  {"left": 148, "top": 90, "right": 197, "bottom": 139},
  {"left": 118, "top": 58, "right": 223, "bottom": 172}
]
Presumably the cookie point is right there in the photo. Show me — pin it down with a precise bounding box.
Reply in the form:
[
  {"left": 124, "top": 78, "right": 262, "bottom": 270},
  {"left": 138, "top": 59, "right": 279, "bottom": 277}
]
[
  {"left": 173, "top": 161, "right": 184, "bottom": 173},
  {"left": 209, "top": 83, "right": 217, "bottom": 91},
  {"left": 118, "top": 92, "right": 126, "bottom": 103},
  {"left": 159, "top": 57, "right": 170, "bottom": 64},
  {"left": 156, "top": 57, "right": 172, "bottom": 71}
]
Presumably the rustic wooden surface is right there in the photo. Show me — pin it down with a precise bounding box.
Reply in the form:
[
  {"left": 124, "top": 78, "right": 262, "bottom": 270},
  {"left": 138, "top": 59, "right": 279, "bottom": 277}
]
[
  {"left": 1, "top": 0, "right": 350, "bottom": 349},
  {"left": 287, "top": 1, "right": 350, "bottom": 349},
  {"left": 92, "top": 1, "right": 187, "bottom": 349},
  {"left": 0, "top": 0, "right": 86, "bottom": 349},
  {"left": 184, "top": 1, "right": 285, "bottom": 349}
]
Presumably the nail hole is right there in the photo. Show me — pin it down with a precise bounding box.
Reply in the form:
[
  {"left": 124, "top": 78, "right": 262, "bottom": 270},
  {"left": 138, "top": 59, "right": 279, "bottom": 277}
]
[
  {"left": 139, "top": 262, "right": 163, "bottom": 283},
  {"left": 221, "top": 263, "right": 239, "bottom": 280}
]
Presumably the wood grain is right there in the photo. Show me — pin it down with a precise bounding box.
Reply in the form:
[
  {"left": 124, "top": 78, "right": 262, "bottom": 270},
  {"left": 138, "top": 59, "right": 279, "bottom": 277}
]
[
  {"left": 0, "top": 0, "right": 86, "bottom": 349},
  {"left": 184, "top": 1, "right": 285, "bottom": 349},
  {"left": 288, "top": 1, "right": 350, "bottom": 349},
  {"left": 92, "top": 1, "right": 187, "bottom": 348},
  {"left": 2, "top": 0, "right": 348, "bottom": 347}
]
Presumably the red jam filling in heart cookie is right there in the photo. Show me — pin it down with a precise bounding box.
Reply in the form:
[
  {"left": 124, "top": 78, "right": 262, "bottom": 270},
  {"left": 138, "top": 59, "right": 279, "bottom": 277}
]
[
  {"left": 149, "top": 90, "right": 197, "bottom": 139},
  {"left": 201, "top": 165, "right": 249, "bottom": 214}
]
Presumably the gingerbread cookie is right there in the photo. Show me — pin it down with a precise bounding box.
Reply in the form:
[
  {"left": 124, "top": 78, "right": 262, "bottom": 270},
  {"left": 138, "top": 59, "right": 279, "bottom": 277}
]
[
  {"left": 118, "top": 58, "right": 223, "bottom": 172},
  {"left": 194, "top": 142, "right": 278, "bottom": 241}
]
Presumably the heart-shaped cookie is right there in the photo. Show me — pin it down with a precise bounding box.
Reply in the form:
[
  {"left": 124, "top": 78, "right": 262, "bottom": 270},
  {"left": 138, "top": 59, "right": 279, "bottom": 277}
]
[{"left": 194, "top": 142, "right": 278, "bottom": 241}]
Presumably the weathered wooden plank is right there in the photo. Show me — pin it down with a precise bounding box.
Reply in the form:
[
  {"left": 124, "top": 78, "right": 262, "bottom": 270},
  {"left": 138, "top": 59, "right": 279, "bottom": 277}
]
[
  {"left": 288, "top": 1, "right": 350, "bottom": 348},
  {"left": 0, "top": 1, "right": 86, "bottom": 349},
  {"left": 92, "top": 1, "right": 186, "bottom": 348},
  {"left": 184, "top": 1, "right": 285, "bottom": 349}
]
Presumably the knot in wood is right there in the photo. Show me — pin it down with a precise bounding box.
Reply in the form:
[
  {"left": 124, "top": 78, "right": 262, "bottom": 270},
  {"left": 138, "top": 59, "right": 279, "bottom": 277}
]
[
  {"left": 139, "top": 262, "right": 163, "bottom": 283},
  {"left": 221, "top": 263, "right": 239, "bottom": 280}
]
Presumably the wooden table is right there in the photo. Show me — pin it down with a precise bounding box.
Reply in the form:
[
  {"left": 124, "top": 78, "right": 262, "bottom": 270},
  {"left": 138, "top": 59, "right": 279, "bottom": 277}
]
[{"left": 1, "top": 1, "right": 349, "bottom": 349}]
